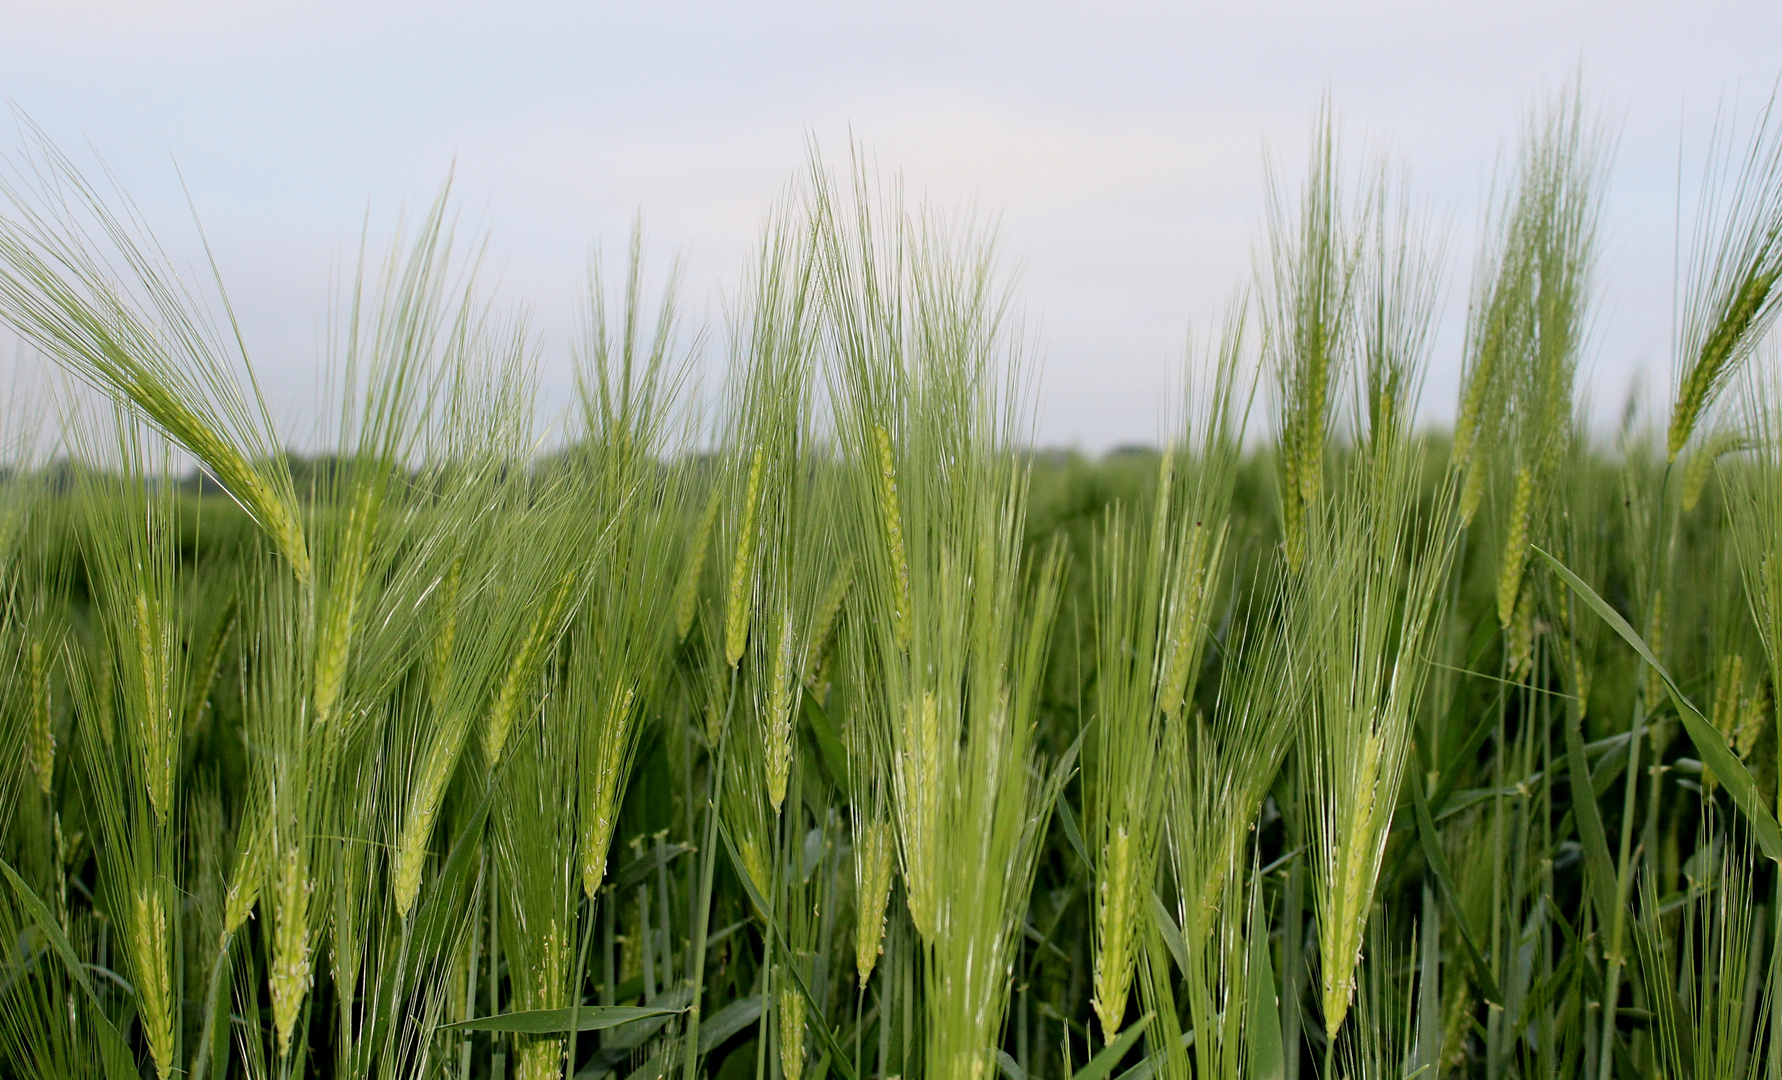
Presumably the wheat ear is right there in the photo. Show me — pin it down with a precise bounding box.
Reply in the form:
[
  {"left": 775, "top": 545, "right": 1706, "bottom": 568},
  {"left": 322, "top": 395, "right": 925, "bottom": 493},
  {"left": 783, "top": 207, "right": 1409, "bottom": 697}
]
[{"left": 725, "top": 444, "right": 767, "bottom": 667}]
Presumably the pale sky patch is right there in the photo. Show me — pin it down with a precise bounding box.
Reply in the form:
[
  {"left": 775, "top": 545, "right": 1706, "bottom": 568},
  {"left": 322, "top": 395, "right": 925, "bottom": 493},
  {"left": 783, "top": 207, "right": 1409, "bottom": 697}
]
[{"left": 1, "top": 1, "right": 1777, "bottom": 450}]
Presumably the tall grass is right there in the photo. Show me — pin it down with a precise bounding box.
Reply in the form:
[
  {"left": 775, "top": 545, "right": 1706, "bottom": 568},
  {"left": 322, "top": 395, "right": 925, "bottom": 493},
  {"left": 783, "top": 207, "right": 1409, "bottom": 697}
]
[{"left": 5, "top": 86, "right": 1782, "bottom": 1080}]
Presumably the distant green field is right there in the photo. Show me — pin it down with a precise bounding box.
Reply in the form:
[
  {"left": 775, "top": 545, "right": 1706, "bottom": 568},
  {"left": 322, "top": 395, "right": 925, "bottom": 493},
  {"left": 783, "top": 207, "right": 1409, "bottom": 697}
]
[{"left": 2, "top": 88, "right": 1782, "bottom": 1080}]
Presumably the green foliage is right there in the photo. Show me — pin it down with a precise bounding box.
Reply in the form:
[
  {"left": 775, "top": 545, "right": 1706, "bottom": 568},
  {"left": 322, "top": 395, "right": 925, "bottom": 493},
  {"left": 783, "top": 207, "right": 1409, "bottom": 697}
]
[{"left": 6, "top": 89, "right": 1782, "bottom": 1080}]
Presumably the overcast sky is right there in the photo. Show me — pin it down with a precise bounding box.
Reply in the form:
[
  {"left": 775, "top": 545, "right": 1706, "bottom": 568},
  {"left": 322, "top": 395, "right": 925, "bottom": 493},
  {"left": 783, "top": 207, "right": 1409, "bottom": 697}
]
[{"left": 1, "top": 1, "right": 1779, "bottom": 451}]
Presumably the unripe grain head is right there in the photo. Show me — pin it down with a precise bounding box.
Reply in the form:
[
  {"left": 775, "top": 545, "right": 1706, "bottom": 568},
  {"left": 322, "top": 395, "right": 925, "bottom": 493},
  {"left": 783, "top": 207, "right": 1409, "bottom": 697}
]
[
  {"left": 1736, "top": 683, "right": 1769, "bottom": 761},
  {"left": 394, "top": 725, "right": 463, "bottom": 918},
  {"left": 1323, "top": 727, "right": 1385, "bottom": 1039},
  {"left": 132, "top": 884, "right": 175, "bottom": 1080},
  {"left": 1090, "top": 825, "right": 1136, "bottom": 1042},
  {"left": 269, "top": 845, "right": 314, "bottom": 1058},
  {"left": 486, "top": 573, "right": 574, "bottom": 767},
  {"left": 1496, "top": 465, "right": 1534, "bottom": 629},
  {"left": 725, "top": 444, "right": 767, "bottom": 668},
  {"left": 26, "top": 641, "right": 53, "bottom": 795},
  {"left": 223, "top": 810, "right": 270, "bottom": 938},
  {"left": 675, "top": 490, "right": 721, "bottom": 643},
  {"left": 873, "top": 424, "right": 912, "bottom": 650},
  {"left": 779, "top": 984, "right": 806, "bottom": 1080},
  {"left": 853, "top": 817, "right": 894, "bottom": 984},
  {"left": 1670, "top": 267, "right": 1780, "bottom": 462},
  {"left": 896, "top": 690, "right": 942, "bottom": 940},
  {"left": 766, "top": 614, "right": 796, "bottom": 812},
  {"left": 579, "top": 685, "right": 635, "bottom": 898}
]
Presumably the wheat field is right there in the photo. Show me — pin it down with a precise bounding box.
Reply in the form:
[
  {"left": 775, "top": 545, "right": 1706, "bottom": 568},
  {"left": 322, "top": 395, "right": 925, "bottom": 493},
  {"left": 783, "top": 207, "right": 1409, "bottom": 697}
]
[{"left": 3, "top": 88, "right": 1782, "bottom": 1080}]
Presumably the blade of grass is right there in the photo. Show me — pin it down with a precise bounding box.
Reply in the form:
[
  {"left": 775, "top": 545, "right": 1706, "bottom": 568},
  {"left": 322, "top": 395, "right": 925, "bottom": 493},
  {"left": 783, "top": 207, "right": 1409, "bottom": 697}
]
[
  {"left": 800, "top": 693, "right": 852, "bottom": 799},
  {"left": 1536, "top": 545, "right": 1782, "bottom": 862},
  {"left": 1562, "top": 706, "right": 1620, "bottom": 938},
  {"left": 441, "top": 1005, "right": 683, "bottom": 1033},
  {"left": 717, "top": 818, "right": 861, "bottom": 1080},
  {"left": 1247, "top": 862, "right": 1286, "bottom": 1080},
  {"left": 0, "top": 857, "right": 139, "bottom": 1080},
  {"left": 1149, "top": 893, "right": 1189, "bottom": 975},
  {"left": 1071, "top": 1012, "right": 1151, "bottom": 1080},
  {"left": 1407, "top": 757, "right": 1506, "bottom": 1007}
]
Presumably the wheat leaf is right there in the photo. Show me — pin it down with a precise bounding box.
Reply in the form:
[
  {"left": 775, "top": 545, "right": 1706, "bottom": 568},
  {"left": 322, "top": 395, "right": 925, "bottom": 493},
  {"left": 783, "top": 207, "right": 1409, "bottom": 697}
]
[
  {"left": 1407, "top": 759, "right": 1506, "bottom": 1007},
  {"left": 1148, "top": 892, "right": 1189, "bottom": 974},
  {"left": 1056, "top": 791, "right": 1093, "bottom": 868},
  {"left": 1536, "top": 545, "right": 1782, "bottom": 863},
  {"left": 441, "top": 1004, "right": 682, "bottom": 1033},
  {"left": 0, "top": 857, "right": 140, "bottom": 1080},
  {"left": 1562, "top": 709, "right": 1620, "bottom": 937},
  {"left": 800, "top": 692, "right": 851, "bottom": 798},
  {"left": 1071, "top": 1012, "right": 1151, "bottom": 1080},
  {"left": 1246, "top": 861, "right": 1286, "bottom": 1080},
  {"left": 717, "top": 820, "right": 861, "bottom": 1080}
]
